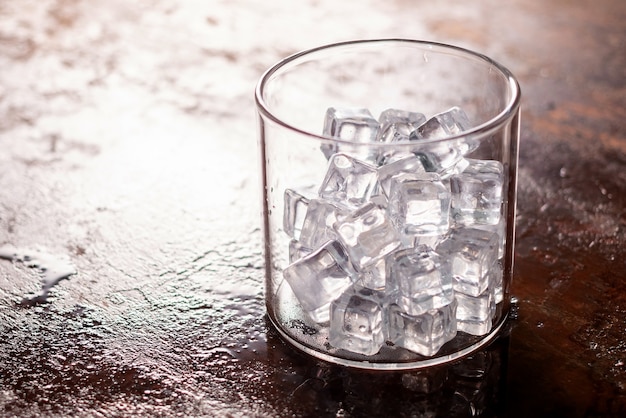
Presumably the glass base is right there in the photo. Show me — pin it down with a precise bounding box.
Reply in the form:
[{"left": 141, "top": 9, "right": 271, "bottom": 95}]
[{"left": 268, "top": 306, "right": 509, "bottom": 371}]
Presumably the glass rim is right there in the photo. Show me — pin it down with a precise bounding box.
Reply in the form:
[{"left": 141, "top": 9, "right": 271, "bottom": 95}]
[{"left": 255, "top": 38, "right": 522, "bottom": 145}]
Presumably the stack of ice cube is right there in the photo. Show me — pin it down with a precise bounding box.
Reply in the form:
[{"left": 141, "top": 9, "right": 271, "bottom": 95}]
[{"left": 281, "top": 106, "right": 505, "bottom": 357}]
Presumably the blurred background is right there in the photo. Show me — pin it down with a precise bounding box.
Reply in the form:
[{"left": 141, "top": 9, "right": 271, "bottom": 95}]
[{"left": 0, "top": 0, "right": 624, "bottom": 416}]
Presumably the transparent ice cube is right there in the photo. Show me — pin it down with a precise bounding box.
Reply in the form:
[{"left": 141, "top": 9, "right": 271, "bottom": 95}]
[
  {"left": 489, "top": 261, "right": 504, "bottom": 304},
  {"left": 329, "top": 286, "right": 387, "bottom": 355},
  {"left": 369, "top": 193, "right": 389, "bottom": 211},
  {"left": 473, "top": 217, "right": 506, "bottom": 260},
  {"left": 412, "top": 107, "right": 471, "bottom": 140},
  {"left": 408, "top": 232, "right": 447, "bottom": 251},
  {"left": 299, "top": 198, "right": 349, "bottom": 251},
  {"left": 334, "top": 202, "right": 401, "bottom": 271},
  {"left": 388, "top": 299, "right": 458, "bottom": 357},
  {"left": 456, "top": 288, "right": 494, "bottom": 322},
  {"left": 356, "top": 257, "right": 386, "bottom": 291},
  {"left": 387, "top": 172, "right": 451, "bottom": 237},
  {"left": 288, "top": 239, "right": 312, "bottom": 263},
  {"left": 409, "top": 107, "right": 477, "bottom": 174},
  {"left": 283, "top": 189, "right": 309, "bottom": 240},
  {"left": 386, "top": 246, "right": 454, "bottom": 316},
  {"left": 319, "top": 153, "right": 378, "bottom": 207},
  {"left": 450, "top": 159, "right": 504, "bottom": 226},
  {"left": 321, "top": 107, "right": 380, "bottom": 160},
  {"left": 377, "top": 108, "right": 427, "bottom": 143},
  {"left": 377, "top": 154, "right": 426, "bottom": 198},
  {"left": 440, "top": 157, "right": 470, "bottom": 180},
  {"left": 283, "top": 240, "right": 354, "bottom": 323},
  {"left": 413, "top": 144, "right": 471, "bottom": 176},
  {"left": 456, "top": 288, "right": 495, "bottom": 336},
  {"left": 436, "top": 228, "right": 498, "bottom": 297}
]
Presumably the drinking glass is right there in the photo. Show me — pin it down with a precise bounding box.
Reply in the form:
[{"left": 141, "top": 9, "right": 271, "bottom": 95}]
[{"left": 255, "top": 39, "right": 521, "bottom": 370}]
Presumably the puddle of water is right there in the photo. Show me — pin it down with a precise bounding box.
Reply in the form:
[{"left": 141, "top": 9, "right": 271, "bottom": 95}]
[{"left": 0, "top": 244, "right": 76, "bottom": 305}]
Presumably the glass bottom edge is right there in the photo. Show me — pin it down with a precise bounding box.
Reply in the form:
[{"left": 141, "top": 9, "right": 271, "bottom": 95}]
[{"left": 268, "top": 312, "right": 510, "bottom": 371}]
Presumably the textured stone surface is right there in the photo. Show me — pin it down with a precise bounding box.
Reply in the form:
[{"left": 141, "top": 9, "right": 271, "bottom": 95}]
[{"left": 0, "top": 0, "right": 625, "bottom": 416}]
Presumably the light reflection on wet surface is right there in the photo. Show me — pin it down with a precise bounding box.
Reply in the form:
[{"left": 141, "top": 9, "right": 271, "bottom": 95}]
[{"left": 1, "top": 0, "right": 625, "bottom": 416}]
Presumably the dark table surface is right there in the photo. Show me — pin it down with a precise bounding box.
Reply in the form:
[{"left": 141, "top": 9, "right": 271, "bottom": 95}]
[{"left": 1, "top": 0, "right": 625, "bottom": 416}]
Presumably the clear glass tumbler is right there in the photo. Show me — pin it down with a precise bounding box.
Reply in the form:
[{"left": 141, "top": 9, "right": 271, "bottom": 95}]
[{"left": 255, "top": 39, "right": 521, "bottom": 370}]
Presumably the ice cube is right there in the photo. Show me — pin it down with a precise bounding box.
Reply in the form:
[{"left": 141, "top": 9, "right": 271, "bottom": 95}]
[
  {"left": 334, "top": 202, "right": 401, "bottom": 271},
  {"left": 456, "top": 288, "right": 494, "bottom": 322},
  {"left": 489, "top": 261, "right": 504, "bottom": 304},
  {"left": 374, "top": 110, "right": 426, "bottom": 165},
  {"left": 409, "top": 107, "right": 477, "bottom": 174},
  {"left": 412, "top": 107, "right": 471, "bottom": 140},
  {"left": 456, "top": 288, "right": 495, "bottom": 336},
  {"left": 288, "top": 239, "right": 312, "bottom": 263},
  {"left": 329, "top": 286, "right": 387, "bottom": 355},
  {"left": 377, "top": 154, "right": 427, "bottom": 198},
  {"left": 283, "top": 189, "right": 309, "bottom": 240},
  {"left": 407, "top": 232, "right": 447, "bottom": 251},
  {"left": 473, "top": 217, "right": 506, "bottom": 260},
  {"left": 437, "top": 228, "right": 498, "bottom": 297},
  {"left": 369, "top": 193, "right": 389, "bottom": 211},
  {"left": 450, "top": 159, "right": 504, "bottom": 226},
  {"left": 299, "top": 198, "right": 349, "bottom": 250},
  {"left": 387, "top": 172, "right": 451, "bottom": 237},
  {"left": 386, "top": 246, "right": 454, "bottom": 316},
  {"left": 377, "top": 108, "right": 427, "bottom": 143},
  {"left": 283, "top": 240, "right": 354, "bottom": 323},
  {"left": 388, "top": 299, "right": 458, "bottom": 357},
  {"left": 356, "top": 257, "right": 387, "bottom": 291},
  {"left": 321, "top": 107, "right": 380, "bottom": 160},
  {"left": 440, "top": 157, "right": 470, "bottom": 180},
  {"left": 319, "top": 153, "right": 378, "bottom": 207}
]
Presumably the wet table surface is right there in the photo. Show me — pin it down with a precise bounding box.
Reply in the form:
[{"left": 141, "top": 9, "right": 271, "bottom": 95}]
[{"left": 0, "top": 0, "right": 625, "bottom": 416}]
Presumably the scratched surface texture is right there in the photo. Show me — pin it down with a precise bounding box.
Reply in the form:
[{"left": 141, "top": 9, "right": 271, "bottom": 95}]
[{"left": 0, "top": 0, "right": 625, "bottom": 416}]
